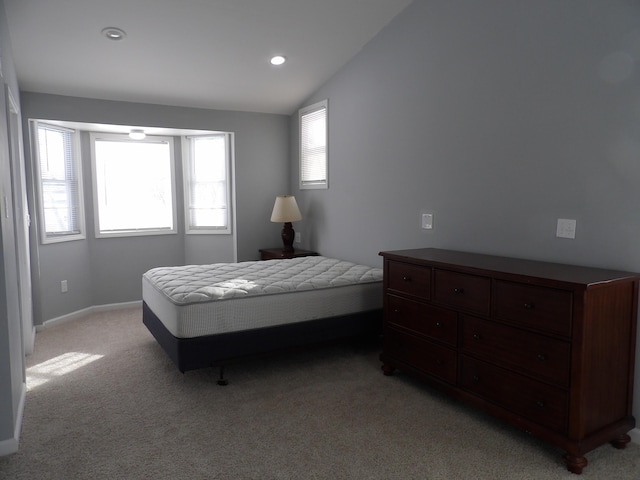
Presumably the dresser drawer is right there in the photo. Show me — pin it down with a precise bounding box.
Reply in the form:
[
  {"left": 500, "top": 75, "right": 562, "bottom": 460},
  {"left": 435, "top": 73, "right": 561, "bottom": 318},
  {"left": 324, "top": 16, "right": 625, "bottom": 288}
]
[
  {"left": 386, "top": 294, "right": 458, "bottom": 346},
  {"left": 433, "top": 269, "right": 490, "bottom": 315},
  {"left": 384, "top": 328, "right": 457, "bottom": 384},
  {"left": 387, "top": 261, "right": 431, "bottom": 300},
  {"left": 461, "top": 316, "right": 571, "bottom": 387},
  {"left": 460, "top": 355, "right": 568, "bottom": 433},
  {"left": 494, "top": 281, "right": 572, "bottom": 337}
]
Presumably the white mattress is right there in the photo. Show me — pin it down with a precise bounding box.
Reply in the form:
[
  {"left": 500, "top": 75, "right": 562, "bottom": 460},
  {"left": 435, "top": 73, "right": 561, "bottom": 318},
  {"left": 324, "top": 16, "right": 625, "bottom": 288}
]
[{"left": 142, "top": 256, "right": 383, "bottom": 338}]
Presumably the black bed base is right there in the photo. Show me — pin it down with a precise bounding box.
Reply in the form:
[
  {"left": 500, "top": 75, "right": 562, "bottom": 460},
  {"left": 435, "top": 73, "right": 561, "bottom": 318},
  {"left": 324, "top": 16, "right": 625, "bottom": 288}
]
[{"left": 142, "top": 301, "right": 382, "bottom": 380}]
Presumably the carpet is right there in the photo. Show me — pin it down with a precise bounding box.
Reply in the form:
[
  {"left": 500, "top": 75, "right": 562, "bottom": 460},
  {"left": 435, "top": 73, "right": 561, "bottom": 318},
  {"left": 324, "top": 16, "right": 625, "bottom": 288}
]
[{"left": 0, "top": 306, "right": 638, "bottom": 479}]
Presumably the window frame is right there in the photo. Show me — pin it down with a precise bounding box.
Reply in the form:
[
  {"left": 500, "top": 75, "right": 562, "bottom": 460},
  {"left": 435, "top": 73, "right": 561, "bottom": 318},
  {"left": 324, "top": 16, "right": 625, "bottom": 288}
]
[
  {"left": 90, "top": 132, "right": 177, "bottom": 238},
  {"left": 31, "top": 120, "right": 86, "bottom": 244},
  {"left": 182, "top": 132, "right": 234, "bottom": 235},
  {"left": 299, "top": 99, "right": 328, "bottom": 190}
]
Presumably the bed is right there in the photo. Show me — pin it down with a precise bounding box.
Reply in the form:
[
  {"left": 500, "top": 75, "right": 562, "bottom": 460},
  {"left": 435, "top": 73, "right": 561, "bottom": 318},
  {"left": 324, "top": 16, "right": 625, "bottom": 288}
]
[{"left": 142, "top": 256, "right": 383, "bottom": 382}]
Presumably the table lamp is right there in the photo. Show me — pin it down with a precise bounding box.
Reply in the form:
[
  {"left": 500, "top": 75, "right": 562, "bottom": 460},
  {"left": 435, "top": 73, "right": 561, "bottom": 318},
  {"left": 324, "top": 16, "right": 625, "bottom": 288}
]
[{"left": 270, "top": 195, "right": 302, "bottom": 252}]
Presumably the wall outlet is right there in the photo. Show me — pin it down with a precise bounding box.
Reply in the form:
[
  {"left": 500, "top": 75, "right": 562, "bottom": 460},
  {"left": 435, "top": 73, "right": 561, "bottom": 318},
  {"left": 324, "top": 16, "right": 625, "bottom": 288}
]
[
  {"left": 295, "top": 232, "right": 301, "bottom": 243},
  {"left": 421, "top": 213, "right": 433, "bottom": 229},
  {"left": 556, "top": 219, "right": 576, "bottom": 239},
  {"left": 61, "top": 280, "right": 68, "bottom": 293}
]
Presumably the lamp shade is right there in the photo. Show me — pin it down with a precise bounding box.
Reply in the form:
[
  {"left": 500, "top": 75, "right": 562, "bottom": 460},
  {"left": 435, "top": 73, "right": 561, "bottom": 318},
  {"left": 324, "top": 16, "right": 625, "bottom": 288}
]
[{"left": 270, "top": 195, "right": 302, "bottom": 223}]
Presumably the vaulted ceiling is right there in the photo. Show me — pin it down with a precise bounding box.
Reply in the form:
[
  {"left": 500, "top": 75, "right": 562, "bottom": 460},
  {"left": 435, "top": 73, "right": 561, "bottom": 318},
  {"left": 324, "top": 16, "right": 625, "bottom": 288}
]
[{"left": 4, "top": 0, "right": 412, "bottom": 115}]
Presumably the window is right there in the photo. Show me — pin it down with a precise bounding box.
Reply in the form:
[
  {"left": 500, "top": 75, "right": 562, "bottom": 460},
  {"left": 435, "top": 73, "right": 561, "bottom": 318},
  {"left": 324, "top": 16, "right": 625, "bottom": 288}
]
[
  {"left": 32, "top": 122, "right": 85, "bottom": 243},
  {"left": 299, "top": 99, "right": 328, "bottom": 189},
  {"left": 183, "top": 133, "right": 233, "bottom": 234},
  {"left": 90, "top": 133, "right": 176, "bottom": 237}
]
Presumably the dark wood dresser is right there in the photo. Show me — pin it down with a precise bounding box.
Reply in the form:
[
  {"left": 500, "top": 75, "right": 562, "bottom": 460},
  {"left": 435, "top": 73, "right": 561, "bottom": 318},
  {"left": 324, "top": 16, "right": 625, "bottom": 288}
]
[{"left": 379, "top": 248, "right": 639, "bottom": 474}]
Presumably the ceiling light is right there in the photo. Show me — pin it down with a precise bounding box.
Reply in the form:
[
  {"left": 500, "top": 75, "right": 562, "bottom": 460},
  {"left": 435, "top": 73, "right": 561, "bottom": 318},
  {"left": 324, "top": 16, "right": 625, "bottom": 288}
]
[
  {"left": 270, "top": 55, "right": 286, "bottom": 66},
  {"left": 101, "top": 27, "right": 126, "bottom": 41},
  {"left": 129, "top": 129, "right": 146, "bottom": 140}
]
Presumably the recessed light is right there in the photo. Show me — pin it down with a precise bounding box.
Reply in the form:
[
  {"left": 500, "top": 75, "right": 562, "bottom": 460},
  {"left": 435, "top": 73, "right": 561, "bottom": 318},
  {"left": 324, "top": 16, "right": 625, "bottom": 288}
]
[
  {"left": 270, "top": 55, "right": 286, "bottom": 66},
  {"left": 101, "top": 27, "right": 126, "bottom": 41}
]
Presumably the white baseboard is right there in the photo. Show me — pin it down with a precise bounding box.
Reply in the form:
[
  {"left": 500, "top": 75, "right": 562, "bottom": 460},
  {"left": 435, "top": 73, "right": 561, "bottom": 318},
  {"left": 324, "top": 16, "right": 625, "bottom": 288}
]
[
  {"left": 0, "top": 381, "right": 26, "bottom": 456},
  {"left": 37, "top": 300, "right": 142, "bottom": 331},
  {"left": 629, "top": 427, "right": 640, "bottom": 444}
]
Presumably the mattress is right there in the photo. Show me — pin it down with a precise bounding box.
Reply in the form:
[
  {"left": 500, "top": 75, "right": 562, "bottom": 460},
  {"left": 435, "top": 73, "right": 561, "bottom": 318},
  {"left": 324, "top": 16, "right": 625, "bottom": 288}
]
[{"left": 142, "top": 256, "right": 383, "bottom": 338}]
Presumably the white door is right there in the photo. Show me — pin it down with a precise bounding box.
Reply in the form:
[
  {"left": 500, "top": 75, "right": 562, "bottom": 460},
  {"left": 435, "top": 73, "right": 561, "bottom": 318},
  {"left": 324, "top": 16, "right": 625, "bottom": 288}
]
[{"left": 5, "top": 86, "right": 34, "bottom": 355}]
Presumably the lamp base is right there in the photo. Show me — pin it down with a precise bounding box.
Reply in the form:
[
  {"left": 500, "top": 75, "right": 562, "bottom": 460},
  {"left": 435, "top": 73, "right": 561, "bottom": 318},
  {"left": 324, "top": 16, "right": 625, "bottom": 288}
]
[{"left": 281, "top": 222, "right": 295, "bottom": 253}]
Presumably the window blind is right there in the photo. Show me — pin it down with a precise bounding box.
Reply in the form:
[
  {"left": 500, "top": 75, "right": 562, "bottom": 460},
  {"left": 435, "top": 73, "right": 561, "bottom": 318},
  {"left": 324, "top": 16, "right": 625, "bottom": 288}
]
[
  {"left": 36, "top": 123, "right": 83, "bottom": 238},
  {"left": 185, "top": 134, "right": 231, "bottom": 233},
  {"left": 300, "top": 100, "right": 328, "bottom": 189}
]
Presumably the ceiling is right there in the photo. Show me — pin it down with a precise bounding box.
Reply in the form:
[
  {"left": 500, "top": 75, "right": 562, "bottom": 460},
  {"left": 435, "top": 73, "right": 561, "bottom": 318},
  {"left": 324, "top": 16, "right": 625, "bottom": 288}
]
[{"left": 4, "top": 0, "right": 412, "bottom": 115}]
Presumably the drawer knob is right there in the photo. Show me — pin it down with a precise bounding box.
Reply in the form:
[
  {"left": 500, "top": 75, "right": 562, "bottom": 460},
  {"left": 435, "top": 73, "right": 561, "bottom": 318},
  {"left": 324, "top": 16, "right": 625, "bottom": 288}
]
[
  {"left": 394, "top": 308, "right": 401, "bottom": 314},
  {"left": 536, "top": 401, "right": 545, "bottom": 408},
  {"left": 537, "top": 354, "right": 547, "bottom": 362},
  {"left": 435, "top": 322, "right": 442, "bottom": 328},
  {"left": 472, "top": 375, "right": 480, "bottom": 382},
  {"left": 453, "top": 288, "right": 464, "bottom": 295},
  {"left": 402, "top": 276, "right": 412, "bottom": 282},
  {"left": 524, "top": 303, "right": 535, "bottom": 310},
  {"left": 473, "top": 333, "right": 482, "bottom": 340}
]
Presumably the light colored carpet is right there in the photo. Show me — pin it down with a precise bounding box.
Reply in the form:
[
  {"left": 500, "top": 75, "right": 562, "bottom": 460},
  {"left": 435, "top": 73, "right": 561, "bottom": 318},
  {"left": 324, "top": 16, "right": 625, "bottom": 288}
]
[{"left": 1, "top": 306, "right": 638, "bottom": 479}]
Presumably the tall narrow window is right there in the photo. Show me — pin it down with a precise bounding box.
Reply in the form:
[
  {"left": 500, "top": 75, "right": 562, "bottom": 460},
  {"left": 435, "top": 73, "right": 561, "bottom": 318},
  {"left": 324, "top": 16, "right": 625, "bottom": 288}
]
[
  {"left": 33, "top": 122, "right": 85, "bottom": 243},
  {"left": 299, "top": 99, "right": 328, "bottom": 189},
  {"left": 90, "top": 133, "right": 176, "bottom": 237},
  {"left": 183, "top": 133, "right": 233, "bottom": 234}
]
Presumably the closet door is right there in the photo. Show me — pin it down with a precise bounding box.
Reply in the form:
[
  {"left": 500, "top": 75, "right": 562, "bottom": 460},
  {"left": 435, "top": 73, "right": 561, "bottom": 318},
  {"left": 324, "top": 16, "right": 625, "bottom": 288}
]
[{"left": 5, "top": 85, "right": 34, "bottom": 355}]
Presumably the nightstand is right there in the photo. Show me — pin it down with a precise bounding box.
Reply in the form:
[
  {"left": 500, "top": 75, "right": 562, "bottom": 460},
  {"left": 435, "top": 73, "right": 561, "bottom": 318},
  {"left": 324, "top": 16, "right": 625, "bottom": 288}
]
[{"left": 259, "top": 248, "right": 319, "bottom": 260}]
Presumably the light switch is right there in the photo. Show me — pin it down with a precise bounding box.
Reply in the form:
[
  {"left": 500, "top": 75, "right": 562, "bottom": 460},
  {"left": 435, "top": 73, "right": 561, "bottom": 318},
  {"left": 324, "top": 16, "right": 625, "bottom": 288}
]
[
  {"left": 556, "top": 219, "right": 576, "bottom": 239},
  {"left": 422, "top": 213, "right": 433, "bottom": 229}
]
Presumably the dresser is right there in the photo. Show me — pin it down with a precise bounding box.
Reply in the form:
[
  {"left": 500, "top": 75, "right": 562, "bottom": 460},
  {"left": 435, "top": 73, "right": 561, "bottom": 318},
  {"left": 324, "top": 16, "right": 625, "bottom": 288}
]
[{"left": 379, "top": 248, "right": 639, "bottom": 474}]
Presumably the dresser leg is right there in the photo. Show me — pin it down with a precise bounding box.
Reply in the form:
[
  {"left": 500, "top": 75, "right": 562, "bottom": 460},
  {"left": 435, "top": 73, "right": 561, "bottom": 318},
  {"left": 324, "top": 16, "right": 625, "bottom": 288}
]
[
  {"left": 611, "top": 433, "right": 631, "bottom": 450},
  {"left": 381, "top": 364, "right": 395, "bottom": 376},
  {"left": 564, "top": 454, "right": 587, "bottom": 474}
]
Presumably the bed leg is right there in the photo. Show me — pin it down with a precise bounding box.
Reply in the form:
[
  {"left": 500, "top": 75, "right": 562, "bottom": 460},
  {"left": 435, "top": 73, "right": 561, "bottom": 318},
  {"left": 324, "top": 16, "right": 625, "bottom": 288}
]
[{"left": 217, "top": 366, "right": 229, "bottom": 386}]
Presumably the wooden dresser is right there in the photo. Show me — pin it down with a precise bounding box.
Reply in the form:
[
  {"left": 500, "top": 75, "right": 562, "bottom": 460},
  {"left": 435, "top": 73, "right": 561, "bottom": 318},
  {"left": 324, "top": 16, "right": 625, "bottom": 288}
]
[{"left": 379, "top": 248, "right": 638, "bottom": 474}]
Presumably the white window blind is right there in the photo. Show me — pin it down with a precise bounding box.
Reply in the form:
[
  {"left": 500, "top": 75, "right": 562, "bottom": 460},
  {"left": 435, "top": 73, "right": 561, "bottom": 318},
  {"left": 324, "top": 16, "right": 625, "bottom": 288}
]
[
  {"left": 300, "top": 100, "right": 328, "bottom": 189},
  {"left": 184, "top": 134, "right": 232, "bottom": 234},
  {"left": 34, "top": 122, "right": 85, "bottom": 243},
  {"left": 91, "top": 134, "right": 176, "bottom": 237}
]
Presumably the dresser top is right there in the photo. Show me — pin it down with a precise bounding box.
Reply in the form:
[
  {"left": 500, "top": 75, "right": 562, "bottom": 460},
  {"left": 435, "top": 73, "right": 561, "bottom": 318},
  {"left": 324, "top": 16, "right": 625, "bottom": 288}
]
[{"left": 379, "top": 248, "right": 640, "bottom": 287}]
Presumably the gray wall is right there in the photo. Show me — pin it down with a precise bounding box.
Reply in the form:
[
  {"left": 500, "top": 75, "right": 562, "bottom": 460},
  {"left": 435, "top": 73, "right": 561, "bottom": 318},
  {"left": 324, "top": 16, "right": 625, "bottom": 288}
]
[
  {"left": 20, "top": 92, "right": 290, "bottom": 324},
  {"left": 0, "top": 0, "right": 25, "bottom": 454},
  {"left": 293, "top": 0, "right": 640, "bottom": 270},
  {"left": 291, "top": 0, "right": 640, "bottom": 421},
  {"left": 4, "top": 0, "right": 640, "bottom": 453}
]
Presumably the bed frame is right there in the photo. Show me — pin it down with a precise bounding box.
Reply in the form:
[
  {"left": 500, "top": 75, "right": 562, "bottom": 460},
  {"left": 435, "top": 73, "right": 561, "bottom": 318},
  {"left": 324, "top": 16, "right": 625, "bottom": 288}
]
[{"left": 143, "top": 301, "right": 382, "bottom": 384}]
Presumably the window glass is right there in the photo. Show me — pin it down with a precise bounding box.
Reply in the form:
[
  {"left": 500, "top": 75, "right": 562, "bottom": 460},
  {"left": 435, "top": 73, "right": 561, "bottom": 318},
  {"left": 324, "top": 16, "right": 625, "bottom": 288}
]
[
  {"left": 33, "top": 122, "right": 85, "bottom": 243},
  {"left": 300, "top": 100, "right": 328, "bottom": 189},
  {"left": 184, "top": 134, "right": 232, "bottom": 234},
  {"left": 91, "top": 134, "right": 176, "bottom": 237}
]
